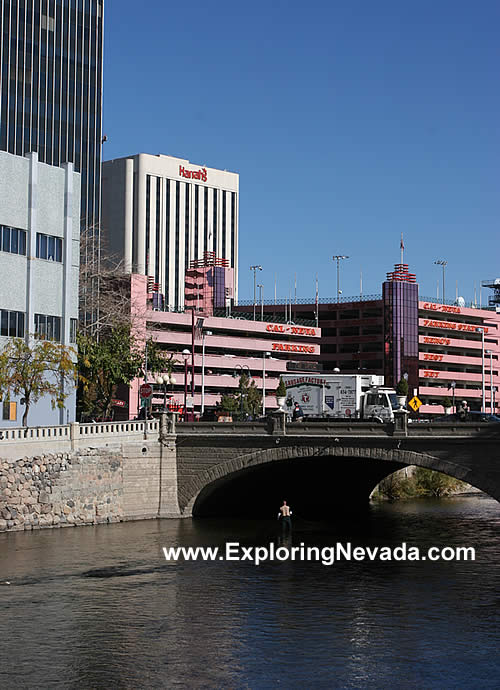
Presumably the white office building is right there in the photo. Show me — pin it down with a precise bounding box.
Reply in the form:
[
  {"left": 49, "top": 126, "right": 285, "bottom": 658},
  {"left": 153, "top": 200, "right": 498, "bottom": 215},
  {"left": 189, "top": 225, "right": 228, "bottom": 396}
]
[
  {"left": 102, "top": 153, "right": 239, "bottom": 309},
  {"left": 0, "top": 151, "right": 80, "bottom": 428}
]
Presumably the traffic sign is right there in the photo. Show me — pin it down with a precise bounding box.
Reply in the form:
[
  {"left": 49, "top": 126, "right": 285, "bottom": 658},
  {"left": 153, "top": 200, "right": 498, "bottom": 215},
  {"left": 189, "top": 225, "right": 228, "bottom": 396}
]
[
  {"left": 408, "top": 396, "right": 422, "bottom": 412},
  {"left": 140, "top": 383, "right": 153, "bottom": 399}
]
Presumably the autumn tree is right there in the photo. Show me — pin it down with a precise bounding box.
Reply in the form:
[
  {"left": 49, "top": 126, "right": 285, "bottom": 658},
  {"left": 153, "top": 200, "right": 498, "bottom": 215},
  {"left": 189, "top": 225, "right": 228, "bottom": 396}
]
[{"left": 0, "top": 338, "right": 77, "bottom": 427}]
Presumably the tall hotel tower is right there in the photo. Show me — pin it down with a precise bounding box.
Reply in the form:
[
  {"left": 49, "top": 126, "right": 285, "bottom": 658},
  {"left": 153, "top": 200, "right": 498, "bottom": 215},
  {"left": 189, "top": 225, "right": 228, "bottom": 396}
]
[
  {"left": 0, "top": 0, "right": 104, "bottom": 229},
  {"left": 102, "top": 154, "right": 239, "bottom": 310}
]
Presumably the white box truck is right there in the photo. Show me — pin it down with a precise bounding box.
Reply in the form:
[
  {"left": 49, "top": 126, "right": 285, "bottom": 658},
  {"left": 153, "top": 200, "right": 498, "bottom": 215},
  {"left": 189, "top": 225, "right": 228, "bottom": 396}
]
[{"left": 282, "top": 373, "right": 399, "bottom": 421}]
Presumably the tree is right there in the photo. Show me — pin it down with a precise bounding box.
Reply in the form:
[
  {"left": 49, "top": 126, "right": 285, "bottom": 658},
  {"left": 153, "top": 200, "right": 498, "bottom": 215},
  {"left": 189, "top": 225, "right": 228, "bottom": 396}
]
[
  {"left": 442, "top": 396, "right": 453, "bottom": 410},
  {"left": 218, "top": 373, "right": 262, "bottom": 420},
  {"left": 77, "top": 326, "right": 143, "bottom": 420},
  {"left": 0, "top": 338, "right": 77, "bottom": 427},
  {"left": 79, "top": 224, "right": 136, "bottom": 338}
]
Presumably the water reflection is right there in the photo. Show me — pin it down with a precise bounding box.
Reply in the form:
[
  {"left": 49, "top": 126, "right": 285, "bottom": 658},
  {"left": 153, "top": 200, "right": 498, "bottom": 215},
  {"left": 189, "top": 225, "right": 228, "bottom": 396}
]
[{"left": 0, "top": 496, "right": 499, "bottom": 688}]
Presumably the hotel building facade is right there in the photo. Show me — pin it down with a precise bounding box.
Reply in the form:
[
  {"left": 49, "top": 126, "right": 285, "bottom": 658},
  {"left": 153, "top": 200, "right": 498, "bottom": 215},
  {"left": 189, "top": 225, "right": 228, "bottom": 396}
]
[
  {"left": 235, "top": 265, "right": 500, "bottom": 416},
  {"left": 102, "top": 154, "right": 239, "bottom": 311}
]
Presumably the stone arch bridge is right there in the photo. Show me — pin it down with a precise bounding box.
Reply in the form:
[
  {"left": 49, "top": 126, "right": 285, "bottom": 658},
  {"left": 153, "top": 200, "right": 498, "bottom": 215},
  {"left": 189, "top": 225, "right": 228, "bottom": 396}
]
[
  {"left": 1, "top": 418, "right": 499, "bottom": 523},
  {"left": 172, "top": 420, "right": 500, "bottom": 518}
]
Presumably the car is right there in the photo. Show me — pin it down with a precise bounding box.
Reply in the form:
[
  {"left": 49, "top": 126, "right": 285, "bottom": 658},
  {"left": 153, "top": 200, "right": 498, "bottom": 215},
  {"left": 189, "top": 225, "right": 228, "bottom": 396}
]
[
  {"left": 443, "top": 411, "right": 500, "bottom": 423},
  {"left": 465, "top": 411, "right": 500, "bottom": 423}
]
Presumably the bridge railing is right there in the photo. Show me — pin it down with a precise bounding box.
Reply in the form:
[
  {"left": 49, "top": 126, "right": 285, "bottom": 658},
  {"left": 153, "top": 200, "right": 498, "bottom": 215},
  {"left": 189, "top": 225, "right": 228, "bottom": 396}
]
[{"left": 0, "top": 419, "right": 160, "bottom": 459}]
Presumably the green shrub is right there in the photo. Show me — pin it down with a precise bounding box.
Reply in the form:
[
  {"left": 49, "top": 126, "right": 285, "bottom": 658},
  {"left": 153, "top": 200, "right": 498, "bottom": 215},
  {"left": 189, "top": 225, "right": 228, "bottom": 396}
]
[
  {"left": 276, "top": 377, "right": 287, "bottom": 398},
  {"left": 396, "top": 377, "right": 409, "bottom": 396}
]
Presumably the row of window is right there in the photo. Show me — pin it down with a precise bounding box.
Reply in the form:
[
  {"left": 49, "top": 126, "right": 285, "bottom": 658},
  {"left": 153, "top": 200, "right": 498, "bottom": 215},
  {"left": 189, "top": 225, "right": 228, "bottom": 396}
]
[
  {"left": 1, "top": 225, "right": 63, "bottom": 262},
  {"left": 0, "top": 309, "right": 77, "bottom": 342}
]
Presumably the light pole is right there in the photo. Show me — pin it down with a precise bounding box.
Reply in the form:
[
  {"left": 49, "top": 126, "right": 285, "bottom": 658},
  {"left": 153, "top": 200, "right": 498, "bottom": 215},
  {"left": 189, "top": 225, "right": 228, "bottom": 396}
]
[
  {"left": 486, "top": 350, "right": 493, "bottom": 414},
  {"left": 257, "top": 283, "right": 264, "bottom": 321},
  {"left": 434, "top": 259, "right": 447, "bottom": 304},
  {"left": 475, "top": 328, "right": 485, "bottom": 412},
  {"left": 182, "top": 349, "right": 190, "bottom": 421},
  {"left": 448, "top": 380, "right": 456, "bottom": 415},
  {"left": 201, "top": 330, "right": 212, "bottom": 415},
  {"left": 250, "top": 265, "right": 262, "bottom": 320},
  {"left": 332, "top": 255, "right": 349, "bottom": 304},
  {"left": 156, "top": 373, "right": 176, "bottom": 412},
  {"left": 234, "top": 365, "right": 250, "bottom": 419},
  {"left": 262, "top": 351, "right": 270, "bottom": 416}
]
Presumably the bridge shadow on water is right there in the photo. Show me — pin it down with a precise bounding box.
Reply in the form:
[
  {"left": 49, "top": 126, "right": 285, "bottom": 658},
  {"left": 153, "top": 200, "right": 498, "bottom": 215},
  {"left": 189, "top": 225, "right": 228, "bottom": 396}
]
[{"left": 191, "top": 456, "right": 406, "bottom": 521}]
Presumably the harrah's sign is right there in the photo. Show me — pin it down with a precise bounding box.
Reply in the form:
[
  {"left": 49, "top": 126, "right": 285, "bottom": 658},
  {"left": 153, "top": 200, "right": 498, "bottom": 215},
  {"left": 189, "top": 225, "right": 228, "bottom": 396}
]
[{"left": 179, "top": 165, "right": 207, "bottom": 182}]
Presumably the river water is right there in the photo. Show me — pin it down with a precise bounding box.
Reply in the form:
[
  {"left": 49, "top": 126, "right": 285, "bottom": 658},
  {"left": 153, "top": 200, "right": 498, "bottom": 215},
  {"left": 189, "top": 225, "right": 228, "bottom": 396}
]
[{"left": 0, "top": 496, "right": 499, "bottom": 689}]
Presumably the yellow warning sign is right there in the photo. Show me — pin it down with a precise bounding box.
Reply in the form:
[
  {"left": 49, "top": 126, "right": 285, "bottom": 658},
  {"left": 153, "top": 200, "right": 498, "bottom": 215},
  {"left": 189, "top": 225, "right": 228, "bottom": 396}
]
[{"left": 408, "top": 396, "right": 422, "bottom": 412}]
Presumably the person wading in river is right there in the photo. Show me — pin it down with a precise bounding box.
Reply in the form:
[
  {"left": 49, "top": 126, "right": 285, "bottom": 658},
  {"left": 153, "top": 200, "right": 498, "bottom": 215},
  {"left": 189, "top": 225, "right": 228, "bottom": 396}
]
[{"left": 278, "top": 500, "right": 292, "bottom": 533}]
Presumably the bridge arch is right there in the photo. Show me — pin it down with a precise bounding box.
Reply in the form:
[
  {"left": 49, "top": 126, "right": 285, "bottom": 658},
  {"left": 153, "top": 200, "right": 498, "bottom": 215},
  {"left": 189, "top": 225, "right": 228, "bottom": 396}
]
[{"left": 182, "top": 444, "right": 497, "bottom": 517}]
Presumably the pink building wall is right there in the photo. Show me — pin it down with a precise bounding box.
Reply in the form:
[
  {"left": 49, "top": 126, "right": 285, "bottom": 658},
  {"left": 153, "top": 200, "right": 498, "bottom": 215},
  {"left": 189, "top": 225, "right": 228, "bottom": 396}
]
[
  {"left": 126, "top": 274, "right": 321, "bottom": 418},
  {"left": 417, "top": 301, "right": 500, "bottom": 414}
]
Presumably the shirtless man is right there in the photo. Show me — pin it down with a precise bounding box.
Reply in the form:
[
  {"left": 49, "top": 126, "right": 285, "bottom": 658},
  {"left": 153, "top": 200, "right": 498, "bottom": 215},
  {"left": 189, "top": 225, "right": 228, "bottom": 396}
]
[{"left": 278, "top": 500, "right": 292, "bottom": 533}]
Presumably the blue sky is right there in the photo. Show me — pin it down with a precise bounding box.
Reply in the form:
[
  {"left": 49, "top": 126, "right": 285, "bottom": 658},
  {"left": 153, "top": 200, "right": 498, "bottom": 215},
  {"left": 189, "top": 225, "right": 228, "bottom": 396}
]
[{"left": 103, "top": 0, "right": 499, "bottom": 305}]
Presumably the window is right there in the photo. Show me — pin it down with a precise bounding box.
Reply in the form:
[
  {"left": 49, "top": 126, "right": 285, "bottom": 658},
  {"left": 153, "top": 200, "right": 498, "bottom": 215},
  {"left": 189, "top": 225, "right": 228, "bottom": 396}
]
[
  {"left": 41, "top": 14, "right": 55, "bottom": 31},
  {"left": 1, "top": 226, "right": 27, "bottom": 256},
  {"left": 70, "top": 318, "right": 78, "bottom": 343},
  {"left": 2, "top": 401, "right": 17, "bottom": 421},
  {"left": 35, "top": 314, "right": 61, "bottom": 341},
  {"left": 0, "top": 310, "right": 25, "bottom": 337},
  {"left": 36, "top": 233, "right": 63, "bottom": 261}
]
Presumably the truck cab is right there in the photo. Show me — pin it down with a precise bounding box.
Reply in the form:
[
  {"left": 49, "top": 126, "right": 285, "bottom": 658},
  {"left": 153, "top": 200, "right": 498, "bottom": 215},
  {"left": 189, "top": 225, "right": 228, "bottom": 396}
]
[{"left": 360, "top": 387, "right": 399, "bottom": 421}]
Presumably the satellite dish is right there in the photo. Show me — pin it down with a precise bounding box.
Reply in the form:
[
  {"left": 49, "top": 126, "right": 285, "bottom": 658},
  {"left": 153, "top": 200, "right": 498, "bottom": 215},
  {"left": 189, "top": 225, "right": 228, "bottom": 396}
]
[{"left": 457, "top": 296, "right": 465, "bottom": 307}]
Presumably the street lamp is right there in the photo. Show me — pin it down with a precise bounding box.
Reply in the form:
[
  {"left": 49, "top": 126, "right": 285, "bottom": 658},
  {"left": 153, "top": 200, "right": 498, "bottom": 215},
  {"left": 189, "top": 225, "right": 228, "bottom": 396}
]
[
  {"left": 434, "top": 259, "right": 447, "bottom": 304},
  {"left": 485, "top": 350, "right": 493, "bottom": 414},
  {"left": 201, "top": 330, "right": 212, "bottom": 415},
  {"left": 156, "top": 373, "right": 177, "bottom": 412},
  {"left": 448, "top": 380, "right": 456, "bottom": 415},
  {"left": 475, "top": 328, "right": 485, "bottom": 412},
  {"left": 234, "top": 365, "right": 250, "bottom": 419},
  {"left": 250, "top": 265, "right": 262, "bottom": 320},
  {"left": 262, "top": 351, "right": 271, "bottom": 416},
  {"left": 182, "top": 349, "right": 190, "bottom": 421},
  {"left": 332, "top": 255, "right": 349, "bottom": 304},
  {"left": 257, "top": 283, "right": 264, "bottom": 321}
]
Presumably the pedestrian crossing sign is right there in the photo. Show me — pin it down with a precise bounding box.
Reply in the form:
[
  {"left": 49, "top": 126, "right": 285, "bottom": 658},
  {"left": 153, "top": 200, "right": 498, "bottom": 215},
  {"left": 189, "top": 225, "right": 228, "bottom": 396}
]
[{"left": 408, "top": 396, "right": 422, "bottom": 412}]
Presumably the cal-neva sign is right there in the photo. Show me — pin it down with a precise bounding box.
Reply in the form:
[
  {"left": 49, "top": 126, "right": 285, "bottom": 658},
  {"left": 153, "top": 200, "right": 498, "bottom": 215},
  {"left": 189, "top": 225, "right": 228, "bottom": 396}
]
[
  {"left": 422, "top": 302, "right": 461, "bottom": 314},
  {"left": 266, "top": 324, "right": 316, "bottom": 337}
]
